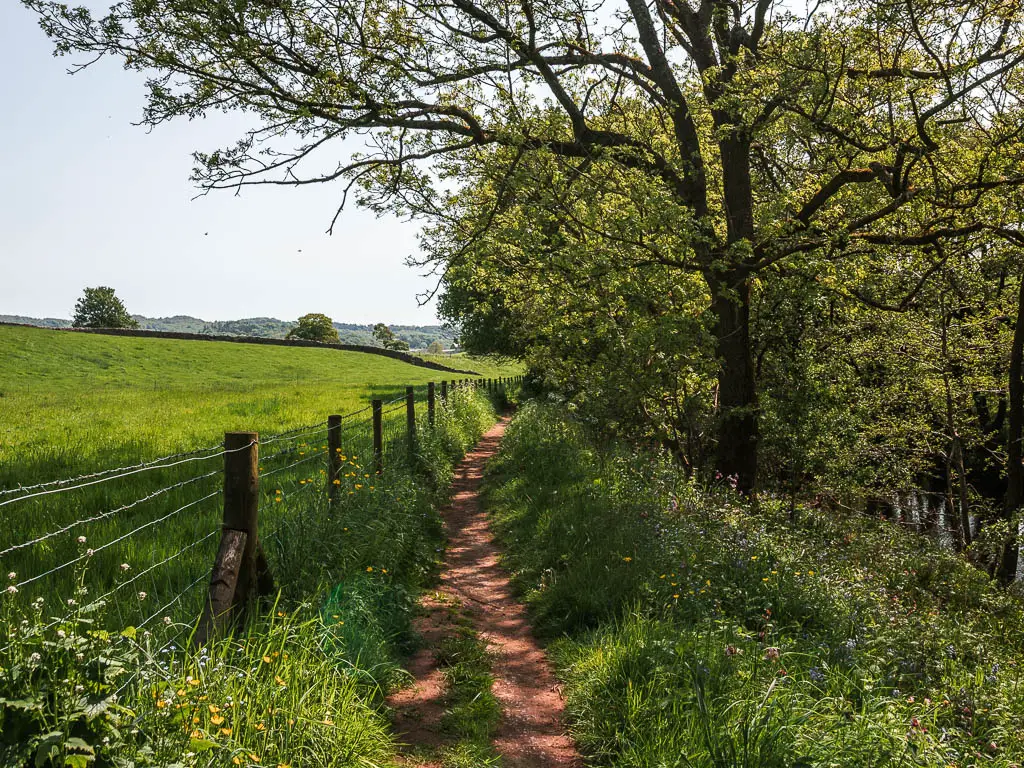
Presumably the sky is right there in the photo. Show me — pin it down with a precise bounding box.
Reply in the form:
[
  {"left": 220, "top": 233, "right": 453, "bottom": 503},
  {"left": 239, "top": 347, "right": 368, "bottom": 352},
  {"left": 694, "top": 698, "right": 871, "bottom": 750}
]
[{"left": 0, "top": 3, "right": 440, "bottom": 325}]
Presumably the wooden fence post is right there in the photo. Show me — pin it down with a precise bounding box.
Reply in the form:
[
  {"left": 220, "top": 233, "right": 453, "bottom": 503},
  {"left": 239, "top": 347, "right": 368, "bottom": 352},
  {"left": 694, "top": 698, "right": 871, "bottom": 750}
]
[
  {"left": 372, "top": 399, "right": 383, "bottom": 474},
  {"left": 328, "top": 415, "right": 342, "bottom": 501},
  {"left": 428, "top": 382, "right": 436, "bottom": 426},
  {"left": 197, "top": 431, "right": 268, "bottom": 644},
  {"left": 440, "top": 379, "right": 448, "bottom": 402},
  {"left": 406, "top": 386, "right": 416, "bottom": 455}
]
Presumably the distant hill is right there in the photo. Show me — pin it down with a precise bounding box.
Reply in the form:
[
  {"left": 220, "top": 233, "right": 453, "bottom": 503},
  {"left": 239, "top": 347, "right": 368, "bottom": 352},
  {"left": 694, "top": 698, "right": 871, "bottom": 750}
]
[{"left": 0, "top": 314, "right": 457, "bottom": 350}]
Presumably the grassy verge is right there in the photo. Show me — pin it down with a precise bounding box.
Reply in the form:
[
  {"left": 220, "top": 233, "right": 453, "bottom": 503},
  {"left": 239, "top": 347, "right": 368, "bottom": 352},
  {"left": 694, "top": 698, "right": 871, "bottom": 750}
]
[
  {"left": 435, "top": 615, "right": 502, "bottom": 768},
  {"left": 485, "top": 402, "right": 1024, "bottom": 767},
  {"left": 1, "top": 388, "right": 498, "bottom": 767}
]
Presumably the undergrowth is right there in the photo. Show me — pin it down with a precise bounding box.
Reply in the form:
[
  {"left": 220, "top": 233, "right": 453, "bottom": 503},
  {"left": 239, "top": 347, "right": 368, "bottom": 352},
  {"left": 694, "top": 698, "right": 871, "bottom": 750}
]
[
  {"left": 485, "top": 402, "right": 1024, "bottom": 767},
  {"left": 1, "top": 388, "right": 498, "bottom": 767}
]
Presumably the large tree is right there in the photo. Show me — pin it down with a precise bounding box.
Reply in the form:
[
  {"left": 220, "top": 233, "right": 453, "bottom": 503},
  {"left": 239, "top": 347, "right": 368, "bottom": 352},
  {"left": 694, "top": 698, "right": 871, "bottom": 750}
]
[
  {"left": 27, "top": 0, "right": 1024, "bottom": 490},
  {"left": 71, "top": 286, "right": 139, "bottom": 329},
  {"left": 286, "top": 312, "right": 340, "bottom": 342}
]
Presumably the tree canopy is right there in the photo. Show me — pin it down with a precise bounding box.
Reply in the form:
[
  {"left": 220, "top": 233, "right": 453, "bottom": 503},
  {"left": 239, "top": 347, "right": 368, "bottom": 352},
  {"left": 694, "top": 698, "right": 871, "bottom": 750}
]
[
  {"left": 26, "top": 0, "right": 1024, "bottom": 573},
  {"left": 286, "top": 313, "right": 340, "bottom": 342},
  {"left": 26, "top": 0, "right": 1024, "bottom": 491},
  {"left": 372, "top": 323, "right": 410, "bottom": 351},
  {"left": 71, "top": 286, "right": 139, "bottom": 330}
]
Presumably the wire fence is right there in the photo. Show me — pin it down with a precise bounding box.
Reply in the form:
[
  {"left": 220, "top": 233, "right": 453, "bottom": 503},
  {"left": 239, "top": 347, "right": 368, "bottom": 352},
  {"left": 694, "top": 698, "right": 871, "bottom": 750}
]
[{"left": 0, "top": 376, "right": 521, "bottom": 735}]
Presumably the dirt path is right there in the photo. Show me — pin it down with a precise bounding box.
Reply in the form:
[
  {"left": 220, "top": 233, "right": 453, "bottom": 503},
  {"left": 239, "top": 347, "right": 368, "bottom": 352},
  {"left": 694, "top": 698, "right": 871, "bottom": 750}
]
[{"left": 388, "top": 417, "right": 580, "bottom": 768}]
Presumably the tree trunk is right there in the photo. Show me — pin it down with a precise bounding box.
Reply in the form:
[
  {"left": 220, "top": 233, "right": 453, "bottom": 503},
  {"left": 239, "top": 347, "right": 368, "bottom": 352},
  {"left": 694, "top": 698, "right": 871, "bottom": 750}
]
[
  {"left": 998, "top": 270, "right": 1024, "bottom": 582},
  {"left": 708, "top": 268, "right": 759, "bottom": 493}
]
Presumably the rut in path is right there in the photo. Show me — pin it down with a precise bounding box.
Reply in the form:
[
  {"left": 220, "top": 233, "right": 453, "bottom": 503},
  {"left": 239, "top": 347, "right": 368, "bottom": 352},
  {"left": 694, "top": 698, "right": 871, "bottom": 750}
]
[{"left": 388, "top": 417, "right": 581, "bottom": 768}]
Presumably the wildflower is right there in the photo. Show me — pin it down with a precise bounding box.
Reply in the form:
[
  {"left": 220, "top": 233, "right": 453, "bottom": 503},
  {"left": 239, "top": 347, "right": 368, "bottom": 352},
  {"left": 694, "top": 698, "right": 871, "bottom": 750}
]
[
  {"left": 275, "top": 675, "right": 286, "bottom": 686},
  {"left": 6, "top": 572, "right": 15, "bottom": 580},
  {"left": 5, "top": 585, "right": 17, "bottom": 595},
  {"left": 764, "top": 647, "right": 781, "bottom": 662},
  {"left": 163, "top": 616, "right": 172, "bottom": 625},
  {"left": 28, "top": 652, "right": 41, "bottom": 664},
  {"left": 190, "top": 729, "right": 203, "bottom": 738},
  {"left": 120, "top": 563, "right": 130, "bottom": 571},
  {"left": 77, "top": 536, "right": 87, "bottom": 544},
  {"left": 86, "top": 548, "right": 95, "bottom": 557},
  {"left": 367, "top": 566, "right": 374, "bottom": 572},
  {"left": 622, "top": 557, "right": 632, "bottom": 562},
  {"left": 262, "top": 655, "right": 272, "bottom": 663},
  {"left": 333, "top": 479, "right": 341, "bottom": 485},
  {"left": 220, "top": 727, "right": 232, "bottom": 736},
  {"left": 209, "top": 705, "right": 220, "bottom": 713},
  {"left": 725, "top": 645, "right": 740, "bottom": 656},
  {"left": 672, "top": 594, "right": 680, "bottom": 599},
  {"left": 138, "top": 591, "right": 147, "bottom": 600},
  {"left": 809, "top": 667, "right": 825, "bottom": 683},
  {"left": 355, "top": 484, "right": 363, "bottom": 489},
  {"left": 255, "top": 722, "right": 266, "bottom": 731},
  {"left": 382, "top": 569, "right": 387, "bottom": 574},
  {"left": 211, "top": 715, "right": 225, "bottom": 725}
]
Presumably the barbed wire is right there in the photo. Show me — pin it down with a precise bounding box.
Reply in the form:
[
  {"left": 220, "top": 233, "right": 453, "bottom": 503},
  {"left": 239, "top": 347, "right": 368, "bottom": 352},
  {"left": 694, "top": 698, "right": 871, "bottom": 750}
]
[
  {"left": 0, "top": 442, "right": 227, "bottom": 498},
  {"left": 0, "top": 471, "right": 220, "bottom": 559},
  {"left": 0, "top": 443, "right": 250, "bottom": 510},
  {"left": 14, "top": 490, "right": 221, "bottom": 589},
  {"left": 138, "top": 568, "right": 211, "bottom": 629},
  {"left": 260, "top": 449, "right": 327, "bottom": 479},
  {"left": 6, "top": 528, "right": 221, "bottom": 651},
  {"left": 259, "top": 424, "right": 329, "bottom": 446}
]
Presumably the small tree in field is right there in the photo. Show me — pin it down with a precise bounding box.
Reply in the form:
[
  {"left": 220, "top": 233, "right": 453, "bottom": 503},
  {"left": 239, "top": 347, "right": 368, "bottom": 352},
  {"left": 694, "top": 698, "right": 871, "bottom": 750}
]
[
  {"left": 287, "top": 313, "right": 339, "bottom": 343},
  {"left": 72, "top": 286, "right": 139, "bottom": 329},
  {"left": 372, "top": 323, "right": 410, "bottom": 351},
  {"left": 427, "top": 340, "right": 445, "bottom": 354}
]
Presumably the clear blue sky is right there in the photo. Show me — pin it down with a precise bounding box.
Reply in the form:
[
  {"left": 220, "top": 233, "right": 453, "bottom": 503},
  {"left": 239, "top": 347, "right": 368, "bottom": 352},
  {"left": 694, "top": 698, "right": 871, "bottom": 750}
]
[{"left": 0, "top": 3, "right": 440, "bottom": 325}]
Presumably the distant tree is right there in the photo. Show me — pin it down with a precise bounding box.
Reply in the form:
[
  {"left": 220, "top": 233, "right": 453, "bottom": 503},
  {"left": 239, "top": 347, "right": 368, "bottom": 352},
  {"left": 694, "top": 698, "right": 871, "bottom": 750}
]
[
  {"left": 71, "top": 286, "right": 139, "bottom": 329},
  {"left": 287, "top": 313, "right": 339, "bottom": 343},
  {"left": 427, "top": 340, "right": 445, "bottom": 355},
  {"left": 372, "top": 323, "right": 410, "bottom": 351}
]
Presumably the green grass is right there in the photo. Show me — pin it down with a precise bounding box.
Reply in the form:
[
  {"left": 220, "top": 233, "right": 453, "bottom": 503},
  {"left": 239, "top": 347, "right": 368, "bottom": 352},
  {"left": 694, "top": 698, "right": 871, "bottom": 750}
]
[
  {"left": 435, "top": 622, "right": 502, "bottom": 767},
  {"left": 0, "top": 322, "right": 504, "bottom": 767},
  {"left": 485, "top": 402, "right": 1024, "bottom": 767},
  {"left": 0, "top": 325, "right": 518, "bottom": 482}
]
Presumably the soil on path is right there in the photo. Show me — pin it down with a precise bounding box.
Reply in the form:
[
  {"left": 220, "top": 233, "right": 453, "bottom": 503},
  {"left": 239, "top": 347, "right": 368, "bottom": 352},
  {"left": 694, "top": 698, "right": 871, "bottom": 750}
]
[{"left": 388, "top": 417, "right": 581, "bottom": 768}]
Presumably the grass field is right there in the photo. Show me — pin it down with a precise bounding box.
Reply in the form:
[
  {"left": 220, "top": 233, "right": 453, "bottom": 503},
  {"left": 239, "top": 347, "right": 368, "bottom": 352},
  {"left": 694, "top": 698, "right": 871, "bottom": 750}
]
[{"left": 0, "top": 325, "right": 519, "bottom": 483}]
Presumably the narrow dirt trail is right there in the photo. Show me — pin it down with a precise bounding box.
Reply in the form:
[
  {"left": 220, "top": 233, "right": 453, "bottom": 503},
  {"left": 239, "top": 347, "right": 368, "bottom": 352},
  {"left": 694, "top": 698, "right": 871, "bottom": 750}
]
[{"left": 388, "top": 417, "right": 581, "bottom": 768}]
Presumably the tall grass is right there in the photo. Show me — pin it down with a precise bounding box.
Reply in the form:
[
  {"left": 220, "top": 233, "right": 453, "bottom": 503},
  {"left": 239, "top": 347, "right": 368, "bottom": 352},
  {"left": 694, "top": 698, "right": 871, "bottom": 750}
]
[
  {"left": 1, "top": 387, "right": 498, "bottom": 767},
  {"left": 486, "top": 402, "right": 1024, "bottom": 767}
]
